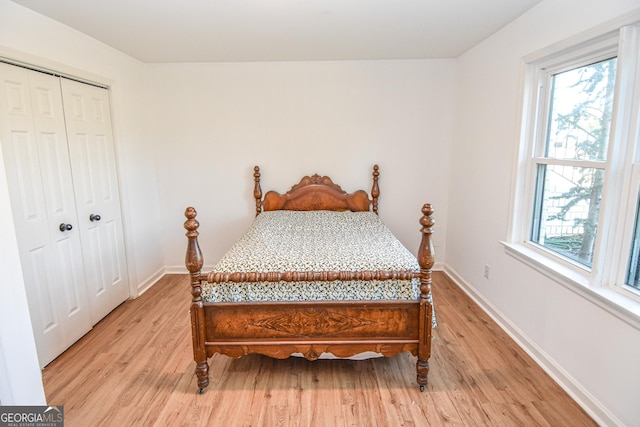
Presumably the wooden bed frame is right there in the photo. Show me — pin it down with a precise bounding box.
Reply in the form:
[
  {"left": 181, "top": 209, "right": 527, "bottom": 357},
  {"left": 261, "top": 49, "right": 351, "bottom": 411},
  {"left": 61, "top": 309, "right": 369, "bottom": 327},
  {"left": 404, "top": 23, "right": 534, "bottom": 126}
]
[{"left": 184, "top": 165, "right": 435, "bottom": 393}]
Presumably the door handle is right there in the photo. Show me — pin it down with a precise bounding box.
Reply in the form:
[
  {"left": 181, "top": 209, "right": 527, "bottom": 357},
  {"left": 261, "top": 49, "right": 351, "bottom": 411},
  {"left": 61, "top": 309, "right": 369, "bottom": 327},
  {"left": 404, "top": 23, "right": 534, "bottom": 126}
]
[
  {"left": 59, "top": 223, "right": 73, "bottom": 232},
  {"left": 89, "top": 214, "right": 101, "bottom": 222}
]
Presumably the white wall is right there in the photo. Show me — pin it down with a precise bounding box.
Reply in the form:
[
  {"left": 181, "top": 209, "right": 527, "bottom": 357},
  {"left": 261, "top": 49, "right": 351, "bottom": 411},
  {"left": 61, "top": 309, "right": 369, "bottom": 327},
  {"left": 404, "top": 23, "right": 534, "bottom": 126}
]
[
  {"left": 151, "top": 60, "right": 454, "bottom": 270},
  {"left": 447, "top": 0, "right": 640, "bottom": 425},
  {"left": 0, "top": 0, "right": 165, "bottom": 402}
]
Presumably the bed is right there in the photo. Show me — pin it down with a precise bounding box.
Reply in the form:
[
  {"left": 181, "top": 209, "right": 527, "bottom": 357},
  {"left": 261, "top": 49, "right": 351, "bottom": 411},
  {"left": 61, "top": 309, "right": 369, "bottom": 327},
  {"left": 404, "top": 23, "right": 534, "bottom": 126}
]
[{"left": 184, "top": 165, "right": 435, "bottom": 393}]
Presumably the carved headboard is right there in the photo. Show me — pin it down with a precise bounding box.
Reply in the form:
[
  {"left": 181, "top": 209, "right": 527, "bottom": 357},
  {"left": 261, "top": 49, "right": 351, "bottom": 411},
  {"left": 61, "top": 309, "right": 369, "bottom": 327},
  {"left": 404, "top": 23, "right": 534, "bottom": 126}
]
[{"left": 253, "top": 165, "right": 380, "bottom": 216}]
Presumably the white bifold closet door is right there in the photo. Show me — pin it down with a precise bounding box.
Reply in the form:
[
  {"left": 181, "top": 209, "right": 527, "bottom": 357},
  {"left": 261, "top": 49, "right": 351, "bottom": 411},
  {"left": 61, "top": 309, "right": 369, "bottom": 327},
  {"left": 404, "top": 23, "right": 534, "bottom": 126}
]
[
  {"left": 0, "top": 62, "right": 129, "bottom": 368},
  {"left": 60, "top": 78, "right": 129, "bottom": 325}
]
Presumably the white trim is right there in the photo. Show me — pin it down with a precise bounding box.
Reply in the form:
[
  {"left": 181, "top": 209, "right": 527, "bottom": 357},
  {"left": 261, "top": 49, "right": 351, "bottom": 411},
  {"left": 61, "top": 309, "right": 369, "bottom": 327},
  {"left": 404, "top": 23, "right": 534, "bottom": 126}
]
[
  {"left": 532, "top": 157, "right": 606, "bottom": 168},
  {"left": 164, "top": 264, "right": 213, "bottom": 275},
  {"left": 442, "top": 263, "right": 624, "bottom": 427},
  {"left": 135, "top": 267, "right": 167, "bottom": 296},
  {"left": 506, "top": 61, "right": 539, "bottom": 243},
  {"left": 0, "top": 45, "right": 113, "bottom": 88}
]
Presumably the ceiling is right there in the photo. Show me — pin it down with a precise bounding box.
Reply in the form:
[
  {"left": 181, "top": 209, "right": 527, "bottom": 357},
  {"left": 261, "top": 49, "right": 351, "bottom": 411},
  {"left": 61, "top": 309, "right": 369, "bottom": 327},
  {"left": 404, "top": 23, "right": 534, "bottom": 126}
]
[{"left": 11, "top": 0, "right": 542, "bottom": 63}]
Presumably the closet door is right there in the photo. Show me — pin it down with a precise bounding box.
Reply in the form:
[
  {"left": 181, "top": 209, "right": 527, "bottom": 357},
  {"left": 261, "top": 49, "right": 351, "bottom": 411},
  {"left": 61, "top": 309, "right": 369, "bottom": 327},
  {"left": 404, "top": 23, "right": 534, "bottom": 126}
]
[
  {"left": 60, "top": 79, "right": 129, "bottom": 324},
  {"left": 0, "top": 63, "right": 92, "bottom": 367}
]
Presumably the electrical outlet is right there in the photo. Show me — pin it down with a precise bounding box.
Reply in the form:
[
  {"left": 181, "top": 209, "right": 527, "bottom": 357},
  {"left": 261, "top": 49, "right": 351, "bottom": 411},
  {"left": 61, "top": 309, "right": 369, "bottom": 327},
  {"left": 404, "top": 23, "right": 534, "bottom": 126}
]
[{"left": 484, "top": 264, "right": 490, "bottom": 279}]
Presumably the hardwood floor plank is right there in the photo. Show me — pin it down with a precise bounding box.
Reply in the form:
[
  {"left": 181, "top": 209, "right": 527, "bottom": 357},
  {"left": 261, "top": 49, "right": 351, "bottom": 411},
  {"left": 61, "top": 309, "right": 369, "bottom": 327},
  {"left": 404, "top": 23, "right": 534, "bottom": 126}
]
[{"left": 41, "top": 272, "right": 596, "bottom": 426}]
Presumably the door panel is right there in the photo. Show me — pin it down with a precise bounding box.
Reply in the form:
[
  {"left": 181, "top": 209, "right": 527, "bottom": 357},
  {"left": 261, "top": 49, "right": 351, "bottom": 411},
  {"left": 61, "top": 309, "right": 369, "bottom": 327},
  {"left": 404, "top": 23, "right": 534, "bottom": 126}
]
[
  {"left": 0, "top": 63, "right": 92, "bottom": 367},
  {"left": 29, "top": 71, "right": 92, "bottom": 350},
  {"left": 56, "top": 237, "right": 80, "bottom": 314},
  {"left": 61, "top": 78, "right": 129, "bottom": 324},
  {"left": 27, "top": 246, "right": 56, "bottom": 333},
  {"left": 9, "top": 130, "right": 41, "bottom": 221},
  {"left": 39, "top": 132, "right": 68, "bottom": 214}
]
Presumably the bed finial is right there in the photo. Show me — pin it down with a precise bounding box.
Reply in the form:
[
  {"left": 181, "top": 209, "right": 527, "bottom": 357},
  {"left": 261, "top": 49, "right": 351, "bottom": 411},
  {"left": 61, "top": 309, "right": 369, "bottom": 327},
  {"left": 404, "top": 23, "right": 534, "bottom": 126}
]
[
  {"left": 372, "top": 165, "right": 380, "bottom": 214},
  {"left": 184, "top": 207, "right": 203, "bottom": 274},
  {"left": 254, "top": 166, "right": 262, "bottom": 216},
  {"left": 418, "top": 203, "right": 435, "bottom": 278}
]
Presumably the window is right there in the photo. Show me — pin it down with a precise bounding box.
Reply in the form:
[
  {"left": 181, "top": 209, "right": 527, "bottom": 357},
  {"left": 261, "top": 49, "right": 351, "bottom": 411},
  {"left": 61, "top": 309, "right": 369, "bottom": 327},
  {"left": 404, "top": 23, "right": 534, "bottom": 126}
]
[
  {"left": 509, "top": 21, "right": 640, "bottom": 309},
  {"left": 531, "top": 57, "right": 617, "bottom": 268}
]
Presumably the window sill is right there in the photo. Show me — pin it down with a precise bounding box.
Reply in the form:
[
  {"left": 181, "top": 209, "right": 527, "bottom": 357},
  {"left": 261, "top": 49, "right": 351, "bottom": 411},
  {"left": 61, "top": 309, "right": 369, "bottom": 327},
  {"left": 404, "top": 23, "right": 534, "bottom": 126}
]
[{"left": 501, "top": 241, "right": 640, "bottom": 331}]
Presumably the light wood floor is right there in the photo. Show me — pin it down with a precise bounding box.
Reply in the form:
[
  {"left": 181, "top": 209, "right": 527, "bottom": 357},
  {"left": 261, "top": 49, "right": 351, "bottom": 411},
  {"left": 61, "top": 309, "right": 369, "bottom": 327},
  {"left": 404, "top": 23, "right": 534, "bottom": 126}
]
[{"left": 42, "top": 272, "right": 596, "bottom": 426}]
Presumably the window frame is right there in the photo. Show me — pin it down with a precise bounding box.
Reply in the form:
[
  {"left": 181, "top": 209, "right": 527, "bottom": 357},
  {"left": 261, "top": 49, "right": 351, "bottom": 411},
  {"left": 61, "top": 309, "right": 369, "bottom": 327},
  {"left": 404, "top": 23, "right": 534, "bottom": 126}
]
[
  {"left": 506, "top": 17, "right": 640, "bottom": 329},
  {"left": 531, "top": 49, "right": 617, "bottom": 269}
]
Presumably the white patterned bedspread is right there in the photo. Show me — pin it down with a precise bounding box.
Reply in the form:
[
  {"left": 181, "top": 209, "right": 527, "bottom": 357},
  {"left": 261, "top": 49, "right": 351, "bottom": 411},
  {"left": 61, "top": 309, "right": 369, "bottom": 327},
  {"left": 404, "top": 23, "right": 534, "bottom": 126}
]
[{"left": 202, "top": 210, "right": 423, "bottom": 303}]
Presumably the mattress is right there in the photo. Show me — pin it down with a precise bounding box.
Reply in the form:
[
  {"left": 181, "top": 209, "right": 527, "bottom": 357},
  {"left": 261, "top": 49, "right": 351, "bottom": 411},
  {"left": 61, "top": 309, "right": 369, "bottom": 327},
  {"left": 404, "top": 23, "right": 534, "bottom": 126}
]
[{"left": 201, "top": 210, "right": 423, "bottom": 304}]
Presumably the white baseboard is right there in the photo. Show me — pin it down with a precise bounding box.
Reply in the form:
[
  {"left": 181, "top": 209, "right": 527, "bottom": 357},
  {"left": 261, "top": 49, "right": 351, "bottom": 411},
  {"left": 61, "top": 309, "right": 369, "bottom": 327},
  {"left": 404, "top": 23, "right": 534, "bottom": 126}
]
[
  {"left": 135, "top": 267, "right": 167, "bottom": 296},
  {"left": 163, "top": 265, "right": 185, "bottom": 275},
  {"left": 442, "top": 264, "right": 622, "bottom": 427},
  {"left": 164, "top": 264, "right": 216, "bottom": 275}
]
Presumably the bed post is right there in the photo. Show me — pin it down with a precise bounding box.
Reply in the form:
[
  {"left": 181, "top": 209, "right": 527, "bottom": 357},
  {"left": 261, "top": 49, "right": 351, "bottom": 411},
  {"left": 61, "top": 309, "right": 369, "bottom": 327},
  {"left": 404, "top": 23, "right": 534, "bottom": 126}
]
[
  {"left": 254, "top": 166, "right": 262, "bottom": 216},
  {"left": 371, "top": 165, "right": 380, "bottom": 214},
  {"left": 184, "top": 207, "right": 209, "bottom": 394},
  {"left": 416, "top": 203, "right": 434, "bottom": 392}
]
